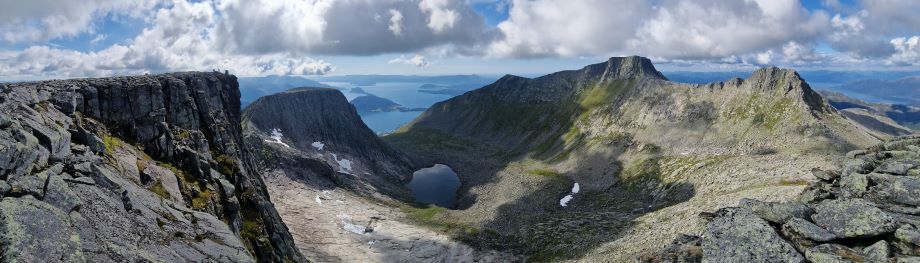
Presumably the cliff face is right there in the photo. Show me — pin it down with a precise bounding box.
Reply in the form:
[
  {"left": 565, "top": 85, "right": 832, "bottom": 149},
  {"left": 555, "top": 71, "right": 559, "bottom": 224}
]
[
  {"left": 242, "top": 87, "right": 414, "bottom": 199},
  {"left": 0, "top": 72, "right": 302, "bottom": 262}
]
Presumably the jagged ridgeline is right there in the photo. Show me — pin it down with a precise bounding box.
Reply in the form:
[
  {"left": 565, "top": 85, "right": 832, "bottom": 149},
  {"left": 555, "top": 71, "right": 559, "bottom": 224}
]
[
  {"left": 0, "top": 73, "right": 302, "bottom": 262},
  {"left": 241, "top": 87, "right": 415, "bottom": 199},
  {"left": 384, "top": 56, "right": 885, "bottom": 261},
  {"left": 396, "top": 56, "right": 875, "bottom": 157}
]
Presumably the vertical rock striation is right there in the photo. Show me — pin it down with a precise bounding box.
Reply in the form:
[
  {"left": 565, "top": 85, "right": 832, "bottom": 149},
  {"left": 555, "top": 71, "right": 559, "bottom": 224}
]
[{"left": 0, "top": 72, "right": 303, "bottom": 262}]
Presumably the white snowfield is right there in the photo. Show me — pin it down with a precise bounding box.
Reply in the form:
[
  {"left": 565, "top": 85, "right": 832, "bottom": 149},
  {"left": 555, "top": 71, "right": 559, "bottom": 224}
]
[
  {"left": 331, "top": 153, "right": 353, "bottom": 173},
  {"left": 560, "top": 182, "right": 581, "bottom": 207},
  {"left": 312, "top": 141, "right": 325, "bottom": 151},
  {"left": 265, "top": 128, "right": 291, "bottom": 148}
]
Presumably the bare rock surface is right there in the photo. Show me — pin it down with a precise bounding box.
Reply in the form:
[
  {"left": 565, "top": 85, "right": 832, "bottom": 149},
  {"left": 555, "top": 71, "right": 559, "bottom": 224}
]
[
  {"left": 0, "top": 72, "right": 302, "bottom": 262},
  {"left": 648, "top": 135, "right": 920, "bottom": 262}
]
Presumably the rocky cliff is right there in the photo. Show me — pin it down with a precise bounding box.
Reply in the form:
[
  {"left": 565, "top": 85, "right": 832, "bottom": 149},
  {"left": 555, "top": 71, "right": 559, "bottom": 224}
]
[
  {"left": 242, "top": 87, "right": 414, "bottom": 199},
  {"left": 645, "top": 135, "right": 920, "bottom": 262},
  {"left": 384, "top": 56, "right": 883, "bottom": 261},
  {"left": 0, "top": 72, "right": 303, "bottom": 262}
]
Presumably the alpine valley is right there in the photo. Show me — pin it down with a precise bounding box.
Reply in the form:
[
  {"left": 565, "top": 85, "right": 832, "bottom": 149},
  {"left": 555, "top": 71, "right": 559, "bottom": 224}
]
[{"left": 1, "top": 56, "right": 917, "bottom": 263}]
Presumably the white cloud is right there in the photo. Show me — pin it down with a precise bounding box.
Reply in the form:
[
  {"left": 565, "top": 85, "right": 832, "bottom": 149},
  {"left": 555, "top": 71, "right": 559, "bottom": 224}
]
[
  {"left": 889, "top": 36, "right": 920, "bottom": 66},
  {"left": 0, "top": 0, "right": 332, "bottom": 78},
  {"left": 388, "top": 54, "right": 429, "bottom": 67},
  {"left": 89, "top": 34, "right": 107, "bottom": 46},
  {"left": 419, "top": 0, "right": 459, "bottom": 33},
  {"left": 0, "top": 0, "right": 159, "bottom": 43},
  {"left": 488, "top": 0, "right": 830, "bottom": 62},
  {"left": 388, "top": 9, "right": 404, "bottom": 36}
]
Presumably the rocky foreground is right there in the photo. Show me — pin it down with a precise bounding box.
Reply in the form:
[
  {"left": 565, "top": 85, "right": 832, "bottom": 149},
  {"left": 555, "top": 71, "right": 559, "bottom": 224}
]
[
  {"left": 644, "top": 135, "right": 920, "bottom": 262},
  {"left": 0, "top": 73, "right": 302, "bottom": 262}
]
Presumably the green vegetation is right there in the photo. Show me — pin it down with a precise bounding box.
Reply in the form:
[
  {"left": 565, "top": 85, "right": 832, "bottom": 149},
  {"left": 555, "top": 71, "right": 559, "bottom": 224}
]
[
  {"left": 191, "top": 189, "right": 215, "bottom": 210},
  {"left": 401, "top": 205, "right": 502, "bottom": 248},
  {"left": 102, "top": 134, "right": 122, "bottom": 156},
  {"left": 215, "top": 154, "right": 241, "bottom": 176},
  {"left": 526, "top": 169, "right": 561, "bottom": 177},
  {"left": 150, "top": 180, "right": 170, "bottom": 199},
  {"left": 385, "top": 128, "right": 474, "bottom": 152},
  {"left": 176, "top": 129, "right": 191, "bottom": 140},
  {"left": 726, "top": 94, "right": 802, "bottom": 131}
]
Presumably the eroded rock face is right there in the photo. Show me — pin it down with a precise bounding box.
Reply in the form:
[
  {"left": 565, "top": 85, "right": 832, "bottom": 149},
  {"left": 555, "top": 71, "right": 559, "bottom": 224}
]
[
  {"left": 646, "top": 135, "right": 920, "bottom": 262},
  {"left": 0, "top": 72, "right": 303, "bottom": 262},
  {"left": 242, "top": 87, "right": 415, "bottom": 199}
]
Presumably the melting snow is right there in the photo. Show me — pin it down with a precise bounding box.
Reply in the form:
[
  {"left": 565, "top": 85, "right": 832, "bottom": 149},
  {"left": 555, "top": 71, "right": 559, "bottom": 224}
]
[
  {"left": 265, "top": 128, "right": 290, "bottom": 148},
  {"left": 560, "top": 195, "right": 574, "bottom": 207},
  {"left": 342, "top": 221, "right": 367, "bottom": 235},
  {"left": 312, "top": 141, "right": 325, "bottom": 151},
  {"left": 331, "top": 154, "right": 353, "bottom": 173},
  {"left": 560, "top": 182, "right": 581, "bottom": 207}
]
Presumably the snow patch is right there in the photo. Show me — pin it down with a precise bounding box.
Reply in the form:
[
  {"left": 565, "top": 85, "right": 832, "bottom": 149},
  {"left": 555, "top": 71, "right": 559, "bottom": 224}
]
[
  {"left": 342, "top": 221, "right": 367, "bottom": 235},
  {"left": 331, "top": 153, "right": 353, "bottom": 173},
  {"left": 312, "top": 141, "right": 325, "bottom": 151},
  {"left": 265, "top": 128, "right": 290, "bottom": 148},
  {"left": 560, "top": 195, "right": 574, "bottom": 207},
  {"left": 560, "top": 182, "right": 581, "bottom": 207},
  {"left": 314, "top": 195, "right": 322, "bottom": 204}
]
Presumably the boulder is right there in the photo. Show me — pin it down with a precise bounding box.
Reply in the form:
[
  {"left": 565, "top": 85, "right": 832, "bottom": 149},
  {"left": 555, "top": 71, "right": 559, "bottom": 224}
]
[
  {"left": 811, "top": 168, "right": 840, "bottom": 181},
  {"left": 782, "top": 217, "right": 837, "bottom": 242},
  {"left": 867, "top": 173, "right": 920, "bottom": 206},
  {"left": 864, "top": 240, "right": 890, "bottom": 262},
  {"left": 877, "top": 162, "right": 914, "bottom": 175},
  {"left": 812, "top": 199, "right": 897, "bottom": 238},
  {"left": 701, "top": 208, "right": 804, "bottom": 263},
  {"left": 0, "top": 196, "right": 84, "bottom": 262},
  {"left": 739, "top": 198, "right": 813, "bottom": 223},
  {"left": 0, "top": 180, "right": 9, "bottom": 196},
  {"left": 805, "top": 244, "right": 867, "bottom": 263},
  {"left": 43, "top": 173, "right": 82, "bottom": 212},
  {"left": 839, "top": 173, "right": 868, "bottom": 198}
]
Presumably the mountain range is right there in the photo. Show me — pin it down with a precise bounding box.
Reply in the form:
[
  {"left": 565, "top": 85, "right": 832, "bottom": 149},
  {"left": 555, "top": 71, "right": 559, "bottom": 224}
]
[{"left": 0, "top": 56, "right": 916, "bottom": 262}]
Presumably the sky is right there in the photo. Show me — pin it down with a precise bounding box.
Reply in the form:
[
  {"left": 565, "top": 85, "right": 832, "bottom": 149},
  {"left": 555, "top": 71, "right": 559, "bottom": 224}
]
[{"left": 0, "top": 0, "right": 918, "bottom": 80}]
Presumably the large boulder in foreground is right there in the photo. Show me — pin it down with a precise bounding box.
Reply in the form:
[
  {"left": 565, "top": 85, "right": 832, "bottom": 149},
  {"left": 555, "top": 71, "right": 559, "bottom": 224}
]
[{"left": 701, "top": 208, "right": 804, "bottom": 263}]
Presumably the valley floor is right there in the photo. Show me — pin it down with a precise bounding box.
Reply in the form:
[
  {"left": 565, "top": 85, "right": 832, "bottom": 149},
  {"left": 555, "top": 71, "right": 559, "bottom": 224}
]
[{"left": 262, "top": 169, "right": 518, "bottom": 262}]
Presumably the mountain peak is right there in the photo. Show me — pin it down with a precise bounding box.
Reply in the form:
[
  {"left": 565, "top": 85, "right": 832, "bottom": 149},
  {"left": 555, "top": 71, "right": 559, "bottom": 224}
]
[{"left": 593, "top": 56, "right": 668, "bottom": 81}]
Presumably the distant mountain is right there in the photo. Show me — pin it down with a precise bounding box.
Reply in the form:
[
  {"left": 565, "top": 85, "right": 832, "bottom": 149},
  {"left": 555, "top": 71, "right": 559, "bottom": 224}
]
[
  {"left": 238, "top": 75, "right": 336, "bottom": 107},
  {"left": 350, "top": 94, "right": 425, "bottom": 112},
  {"left": 832, "top": 77, "right": 920, "bottom": 106},
  {"left": 313, "top": 74, "right": 497, "bottom": 87},
  {"left": 416, "top": 83, "right": 474, "bottom": 96},
  {"left": 820, "top": 90, "right": 920, "bottom": 132},
  {"left": 350, "top": 87, "right": 369, "bottom": 94}
]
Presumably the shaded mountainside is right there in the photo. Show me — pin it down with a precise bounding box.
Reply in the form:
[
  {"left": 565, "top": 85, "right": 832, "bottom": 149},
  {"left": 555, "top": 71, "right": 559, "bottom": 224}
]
[
  {"left": 820, "top": 90, "right": 920, "bottom": 132},
  {"left": 385, "top": 56, "right": 882, "bottom": 261},
  {"left": 242, "top": 87, "right": 415, "bottom": 199},
  {"left": 0, "top": 73, "right": 302, "bottom": 262},
  {"left": 240, "top": 87, "right": 517, "bottom": 262},
  {"left": 646, "top": 136, "right": 920, "bottom": 262}
]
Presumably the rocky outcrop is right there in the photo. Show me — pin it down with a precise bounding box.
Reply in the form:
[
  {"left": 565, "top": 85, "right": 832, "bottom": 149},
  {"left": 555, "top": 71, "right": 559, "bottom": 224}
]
[
  {"left": 243, "top": 87, "right": 414, "bottom": 199},
  {"left": 644, "top": 135, "right": 920, "bottom": 262},
  {"left": 0, "top": 72, "right": 303, "bottom": 262}
]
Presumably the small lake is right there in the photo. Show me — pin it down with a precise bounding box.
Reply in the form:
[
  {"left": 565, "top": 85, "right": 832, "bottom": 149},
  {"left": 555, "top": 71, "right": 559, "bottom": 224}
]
[{"left": 408, "top": 164, "right": 461, "bottom": 208}]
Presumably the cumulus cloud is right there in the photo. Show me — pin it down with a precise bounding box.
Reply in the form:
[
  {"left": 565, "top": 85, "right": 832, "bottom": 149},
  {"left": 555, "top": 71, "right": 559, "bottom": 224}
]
[
  {"left": 0, "top": 0, "right": 332, "bottom": 78},
  {"left": 388, "top": 9, "right": 404, "bottom": 36},
  {"left": 489, "top": 0, "right": 830, "bottom": 61},
  {"left": 214, "top": 0, "right": 495, "bottom": 55},
  {"left": 889, "top": 36, "right": 920, "bottom": 66},
  {"left": 388, "top": 54, "right": 429, "bottom": 67},
  {"left": 0, "top": 0, "right": 159, "bottom": 43}
]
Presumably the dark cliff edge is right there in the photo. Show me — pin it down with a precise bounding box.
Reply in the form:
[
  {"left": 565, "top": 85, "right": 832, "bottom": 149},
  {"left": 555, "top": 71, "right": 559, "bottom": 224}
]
[
  {"left": 242, "top": 87, "right": 414, "bottom": 200},
  {"left": 0, "top": 72, "right": 303, "bottom": 262}
]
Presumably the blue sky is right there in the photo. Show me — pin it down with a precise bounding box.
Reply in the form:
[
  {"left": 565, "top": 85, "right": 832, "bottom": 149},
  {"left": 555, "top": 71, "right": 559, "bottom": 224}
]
[{"left": 0, "top": 0, "right": 918, "bottom": 80}]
